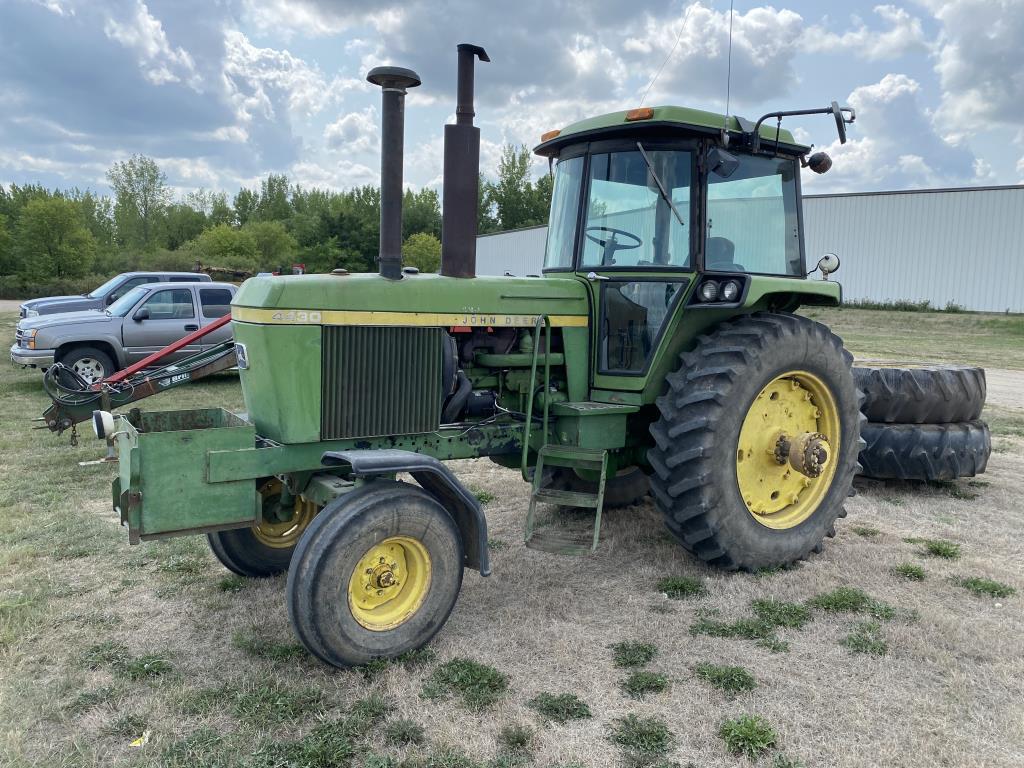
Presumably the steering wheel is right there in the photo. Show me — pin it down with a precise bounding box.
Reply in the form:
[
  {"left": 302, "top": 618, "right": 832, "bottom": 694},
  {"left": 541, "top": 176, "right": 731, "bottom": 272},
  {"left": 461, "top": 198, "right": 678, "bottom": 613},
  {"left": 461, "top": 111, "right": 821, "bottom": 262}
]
[{"left": 585, "top": 226, "right": 643, "bottom": 266}]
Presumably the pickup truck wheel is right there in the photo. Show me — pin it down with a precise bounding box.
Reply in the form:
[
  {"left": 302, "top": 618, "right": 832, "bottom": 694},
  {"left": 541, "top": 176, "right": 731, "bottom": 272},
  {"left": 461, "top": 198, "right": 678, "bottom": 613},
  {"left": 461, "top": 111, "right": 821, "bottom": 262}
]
[
  {"left": 207, "top": 479, "right": 317, "bottom": 578},
  {"left": 287, "top": 480, "right": 463, "bottom": 668},
  {"left": 61, "top": 346, "right": 115, "bottom": 384}
]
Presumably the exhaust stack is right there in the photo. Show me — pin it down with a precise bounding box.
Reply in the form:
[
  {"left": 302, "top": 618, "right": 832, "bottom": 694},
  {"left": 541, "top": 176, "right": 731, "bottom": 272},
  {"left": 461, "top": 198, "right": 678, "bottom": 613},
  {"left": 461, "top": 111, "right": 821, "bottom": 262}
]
[
  {"left": 440, "top": 44, "right": 489, "bottom": 279},
  {"left": 367, "top": 66, "right": 421, "bottom": 280}
]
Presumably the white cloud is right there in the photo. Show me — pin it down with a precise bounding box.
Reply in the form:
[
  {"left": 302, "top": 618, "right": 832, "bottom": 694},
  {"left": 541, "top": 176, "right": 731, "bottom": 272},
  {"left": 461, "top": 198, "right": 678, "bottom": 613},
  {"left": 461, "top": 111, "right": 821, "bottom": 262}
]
[
  {"left": 803, "top": 5, "right": 930, "bottom": 61},
  {"left": 806, "top": 73, "right": 982, "bottom": 192},
  {"left": 324, "top": 107, "right": 379, "bottom": 153},
  {"left": 290, "top": 159, "right": 378, "bottom": 190},
  {"left": 103, "top": 1, "right": 197, "bottom": 87}
]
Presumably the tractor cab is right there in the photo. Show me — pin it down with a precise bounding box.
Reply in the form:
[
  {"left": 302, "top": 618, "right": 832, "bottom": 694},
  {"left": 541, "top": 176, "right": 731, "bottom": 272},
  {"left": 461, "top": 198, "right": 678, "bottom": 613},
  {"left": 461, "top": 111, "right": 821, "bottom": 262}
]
[{"left": 534, "top": 104, "right": 852, "bottom": 396}]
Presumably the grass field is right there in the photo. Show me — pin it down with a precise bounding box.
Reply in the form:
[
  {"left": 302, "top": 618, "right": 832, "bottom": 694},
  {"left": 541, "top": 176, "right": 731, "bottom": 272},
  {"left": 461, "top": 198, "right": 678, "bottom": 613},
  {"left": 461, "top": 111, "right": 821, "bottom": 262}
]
[{"left": 1, "top": 306, "right": 1022, "bottom": 768}]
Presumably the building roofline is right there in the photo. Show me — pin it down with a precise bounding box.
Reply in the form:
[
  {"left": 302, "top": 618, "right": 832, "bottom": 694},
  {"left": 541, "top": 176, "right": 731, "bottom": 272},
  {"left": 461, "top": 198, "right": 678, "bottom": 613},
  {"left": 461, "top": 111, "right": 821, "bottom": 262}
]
[
  {"left": 804, "top": 183, "right": 1024, "bottom": 200},
  {"left": 477, "top": 224, "right": 548, "bottom": 238}
]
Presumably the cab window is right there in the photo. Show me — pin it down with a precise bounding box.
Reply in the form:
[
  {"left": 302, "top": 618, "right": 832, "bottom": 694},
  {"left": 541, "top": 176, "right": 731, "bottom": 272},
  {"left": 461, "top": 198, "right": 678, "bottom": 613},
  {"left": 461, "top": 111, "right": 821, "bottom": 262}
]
[
  {"left": 581, "top": 149, "right": 691, "bottom": 269},
  {"left": 141, "top": 289, "right": 195, "bottom": 320},
  {"left": 706, "top": 154, "right": 801, "bottom": 275},
  {"left": 543, "top": 155, "right": 584, "bottom": 270},
  {"left": 200, "top": 288, "right": 233, "bottom": 319}
]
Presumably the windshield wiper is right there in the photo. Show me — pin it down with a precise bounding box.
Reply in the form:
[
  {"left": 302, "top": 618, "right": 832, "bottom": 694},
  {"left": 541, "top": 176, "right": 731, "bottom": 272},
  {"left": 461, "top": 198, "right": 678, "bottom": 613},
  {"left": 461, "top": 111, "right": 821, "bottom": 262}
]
[{"left": 636, "top": 142, "right": 686, "bottom": 227}]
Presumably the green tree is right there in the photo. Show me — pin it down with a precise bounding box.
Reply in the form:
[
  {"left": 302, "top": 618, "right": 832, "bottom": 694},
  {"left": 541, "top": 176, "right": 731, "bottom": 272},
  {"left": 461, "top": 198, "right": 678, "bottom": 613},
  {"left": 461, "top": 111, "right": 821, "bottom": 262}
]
[
  {"left": 401, "top": 232, "right": 441, "bottom": 272},
  {"left": 402, "top": 187, "right": 441, "bottom": 240},
  {"left": 0, "top": 213, "right": 14, "bottom": 274},
  {"left": 242, "top": 220, "right": 298, "bottom": 269},
  {"left": 233, "top": 187, "right": 258, "bottom": 226},
  {"left": 484, "top": 145, "right": 552, "bottom": 231},
  {"left": 165, "top": 202, "right": 209, "bottom": 250},
  {"left": 209, "top": 192, "right": 235, "bottom": 226},
  {"left": 256, "top": 174, "right": 292, "bottom": 222},
  {"left": 185, "top": 224, "right": 258, "bottom": 272},
  {"left": 107, "top": 154, "right": 172, "bottom": 250},
  {"left": 16, "top": 197, "right": 96, "bottom": 279}
]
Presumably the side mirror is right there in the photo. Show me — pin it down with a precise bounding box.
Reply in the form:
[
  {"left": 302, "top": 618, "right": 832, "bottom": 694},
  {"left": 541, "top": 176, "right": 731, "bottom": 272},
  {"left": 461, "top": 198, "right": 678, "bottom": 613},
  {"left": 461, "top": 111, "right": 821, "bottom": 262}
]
[
  {"left": 105, "top": 294, "right": 117, "bottom": 305},
  {"left": 816, "top": 253, "right": 841, "bottom": 279},
  {"left": 831, "top": 101, "right": 847, "bottom": 144},
  {"left": 133, "top": 308, "right": 150, "bottom": 322},
  {"left": 708, "top": 147, "right": 740, "bottom": 178}
]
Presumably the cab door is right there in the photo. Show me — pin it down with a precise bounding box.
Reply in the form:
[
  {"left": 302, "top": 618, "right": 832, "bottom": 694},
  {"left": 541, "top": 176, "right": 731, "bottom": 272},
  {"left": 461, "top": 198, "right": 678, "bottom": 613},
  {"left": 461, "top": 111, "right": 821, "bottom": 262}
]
[
  {"left": 121, "top": 287, "right": 204, "bottom": 363},
  {"left": 578, "top": 144, "right": 696, "bottom": 393},
  {"left": 196, "top": 286, "right": 236, "bottom": 348}
]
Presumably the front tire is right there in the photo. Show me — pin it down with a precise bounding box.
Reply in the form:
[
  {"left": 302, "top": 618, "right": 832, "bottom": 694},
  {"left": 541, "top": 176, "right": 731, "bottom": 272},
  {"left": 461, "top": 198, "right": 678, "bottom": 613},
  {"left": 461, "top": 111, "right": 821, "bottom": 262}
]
[
  {"left": 648, "top": 312, "right": 862, "bottom": 571},
  {"left": 287, "top": 481, "right": 463, "bottom": 668},
  {"left": 60, "top": 346, "right": 115, "bottom": 384}
]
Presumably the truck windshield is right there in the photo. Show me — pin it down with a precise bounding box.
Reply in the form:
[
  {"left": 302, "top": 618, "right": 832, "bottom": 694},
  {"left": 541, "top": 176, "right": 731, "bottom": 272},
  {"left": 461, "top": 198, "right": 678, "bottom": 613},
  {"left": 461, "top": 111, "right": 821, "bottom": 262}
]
[
  {"left": 107, "top": 286, "right": 149, "bottom": 317},
  {"left": 87, "top": 275, "right": 124, "bottom": 299}
]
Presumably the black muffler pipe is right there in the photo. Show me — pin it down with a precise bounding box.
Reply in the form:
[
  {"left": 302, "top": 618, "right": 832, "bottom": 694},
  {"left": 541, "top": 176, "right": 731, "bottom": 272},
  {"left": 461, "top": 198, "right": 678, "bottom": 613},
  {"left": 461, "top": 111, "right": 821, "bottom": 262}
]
[
  {"left": 367, "top": 66, "right": 421, "bottom": 280},
  {"left": 440, "top": 44, "right": 489, "bottom": 279}
]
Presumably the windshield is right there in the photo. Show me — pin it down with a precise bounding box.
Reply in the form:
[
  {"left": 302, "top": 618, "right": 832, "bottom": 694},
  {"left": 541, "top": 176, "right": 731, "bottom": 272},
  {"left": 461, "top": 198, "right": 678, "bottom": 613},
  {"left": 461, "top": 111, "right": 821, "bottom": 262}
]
[
  {"left": 87, "top": 275, "right": 124, "bottom": 299},
  {"left": 581, "top": 149, "right": 692, "bottom": 269},
  {"left": 107, "top": 286, "right": 149, "bottom": 317}
]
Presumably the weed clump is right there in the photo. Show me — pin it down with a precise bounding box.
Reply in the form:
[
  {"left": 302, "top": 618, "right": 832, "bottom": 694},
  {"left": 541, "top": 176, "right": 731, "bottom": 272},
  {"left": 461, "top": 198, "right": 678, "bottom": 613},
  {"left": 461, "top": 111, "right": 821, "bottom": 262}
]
[
  {"left": 360, "top": 647, "right": 437, "bottom": 680},
  {"left": 384, "top": 718, "right": 425, "bottom": 746},
  {"left": 809, "top": 587, "right": 895, "bottom": 619},
  {"left": 850, "top": 524, "right": 881, "bottom": 538},
  {"left": 610, "top": 641, "right": 658, "bottom": 668},
  {"left": 893, "top": 563, "right": 926, "bottom": 581},
  {"left": 954, "top": 576, "right": 1016, "bottom": 598},
  {"left": 527, "top": 692, "right": 591, "bottom": 723},
  {"left": 752, "top": 598, "right": 811, "bottom": 629},
  {"left": 232, "top": 680, "right": 323, "bottom": 726},
  {"left": 905, "top": 537, "right": 961, "bottom": 559},
  {"left": 719, "top": 715, "right": 778, "bottom": 759},
  {"left": 232, "top": 629, "right": 306, "bottom": 661},
  {"left": 656, "top": 576, "right": 707, "bottom": 600},
  {"left": 422, "top": 658, "right": 509, "bottom": 709},
  {"left": 693, "top": 663, "right": 757, "bottom": 696},
  {"left": 472, "top": 488, "right": 496, "bottom": 505},
  {"left": 841, "top": 621, "right": 888, "bottom": 655},
  {"left": 620, "top": 670, "right": 670, "bottom": 699},
  {"left": 608, "top": 714, "right": 674, "bottom": 760}
]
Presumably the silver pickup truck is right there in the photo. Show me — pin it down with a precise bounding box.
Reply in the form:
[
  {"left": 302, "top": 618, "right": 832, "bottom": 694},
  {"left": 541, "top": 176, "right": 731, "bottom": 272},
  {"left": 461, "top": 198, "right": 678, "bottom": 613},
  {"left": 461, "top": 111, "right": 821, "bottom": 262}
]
[
  {"left": 12, "top": 282, "right": 236, "bottom": 382},
  {"left": 18, "top": 271, "right": 211, "bottom": 318}
]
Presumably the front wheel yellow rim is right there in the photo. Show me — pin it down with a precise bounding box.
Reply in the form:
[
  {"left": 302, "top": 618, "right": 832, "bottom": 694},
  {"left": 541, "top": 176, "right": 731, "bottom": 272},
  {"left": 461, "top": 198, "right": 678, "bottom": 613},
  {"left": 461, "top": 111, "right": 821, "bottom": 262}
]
[
  {"left": 735, "top": 370, "right": 841, "bottom": 530},
  {"left": 251, "top": 480, "right": 317, "bottom": 549},
  {"left": 348, "top": 536, "right": 432, "bottom": 631}
]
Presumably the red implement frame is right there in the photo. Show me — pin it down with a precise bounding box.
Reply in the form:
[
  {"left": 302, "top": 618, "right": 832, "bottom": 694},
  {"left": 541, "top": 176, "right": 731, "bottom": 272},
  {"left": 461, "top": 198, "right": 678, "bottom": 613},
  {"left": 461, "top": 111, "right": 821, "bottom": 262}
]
[{"left": 101, "top": 313, "right": 232, "bottom": 386}]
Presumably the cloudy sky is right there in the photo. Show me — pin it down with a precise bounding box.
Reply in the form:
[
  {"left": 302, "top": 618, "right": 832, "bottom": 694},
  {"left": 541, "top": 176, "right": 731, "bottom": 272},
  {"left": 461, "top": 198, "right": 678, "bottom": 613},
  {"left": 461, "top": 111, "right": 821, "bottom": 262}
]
[{"left": 1, "top": 0, "right": 1022, "bottom": 199}]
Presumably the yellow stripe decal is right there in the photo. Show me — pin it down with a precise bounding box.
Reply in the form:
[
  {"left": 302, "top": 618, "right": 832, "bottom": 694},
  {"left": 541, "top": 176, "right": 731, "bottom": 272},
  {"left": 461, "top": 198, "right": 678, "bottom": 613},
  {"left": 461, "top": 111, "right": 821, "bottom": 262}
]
[{"left": 232, "top": 306, "right": 589, "bottom": 328}]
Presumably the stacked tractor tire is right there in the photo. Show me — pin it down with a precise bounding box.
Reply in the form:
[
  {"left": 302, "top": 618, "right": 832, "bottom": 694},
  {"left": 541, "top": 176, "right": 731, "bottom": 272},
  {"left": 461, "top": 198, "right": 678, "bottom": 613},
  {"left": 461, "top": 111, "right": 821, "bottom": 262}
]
[{"left": 854, "top": 365, "right": 991, "bottom": 481}]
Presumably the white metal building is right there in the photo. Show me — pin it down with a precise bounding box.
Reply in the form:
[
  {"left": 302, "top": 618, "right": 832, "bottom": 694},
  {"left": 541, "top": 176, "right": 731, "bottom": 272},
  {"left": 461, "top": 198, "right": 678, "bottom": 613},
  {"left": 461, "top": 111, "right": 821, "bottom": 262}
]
[{"left": 475, "top": 184, "right": 1024, "bottom": 313}]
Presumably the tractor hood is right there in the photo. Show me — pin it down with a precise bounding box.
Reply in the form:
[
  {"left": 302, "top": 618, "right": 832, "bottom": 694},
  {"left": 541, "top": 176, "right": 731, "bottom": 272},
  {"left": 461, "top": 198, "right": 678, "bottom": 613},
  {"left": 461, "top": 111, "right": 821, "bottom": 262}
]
[{"left": 231, "top": 272, "right": 590, "bottom": 326}]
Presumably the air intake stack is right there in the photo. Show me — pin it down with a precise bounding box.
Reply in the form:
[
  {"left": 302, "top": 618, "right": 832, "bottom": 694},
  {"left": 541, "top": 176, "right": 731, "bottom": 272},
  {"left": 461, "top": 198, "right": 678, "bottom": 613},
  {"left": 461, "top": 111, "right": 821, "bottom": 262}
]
[
  {"left": 440, "top": 44, "right": 489, "bottom": 278},
  {"left": 367, "top": 66, "right": 421, "bottom": 280}
]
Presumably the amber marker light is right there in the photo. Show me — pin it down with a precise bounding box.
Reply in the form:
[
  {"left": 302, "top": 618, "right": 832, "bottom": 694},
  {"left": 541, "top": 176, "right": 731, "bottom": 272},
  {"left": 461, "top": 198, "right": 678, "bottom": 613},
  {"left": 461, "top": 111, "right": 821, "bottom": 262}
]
[
  {"left": 625, "top": 107, "right": 654, "bottom": 121},
  {"left": 540, "top": 129, "right": 561, "bottom": 142}
]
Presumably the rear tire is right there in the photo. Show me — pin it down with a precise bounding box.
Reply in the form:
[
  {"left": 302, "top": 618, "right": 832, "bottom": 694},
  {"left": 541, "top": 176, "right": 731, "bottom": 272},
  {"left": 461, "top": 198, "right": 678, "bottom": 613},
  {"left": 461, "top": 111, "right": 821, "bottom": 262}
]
[
  {"left": 853, "top": 365, "right": 986, "bottom": 423},
  {"left": 648, "top": 312, "right": 863, "bottom": 571},
  {"left": 287, "top": 481, "right": 463, "bottom": 668},
  {"left": 859, "top": 420, "right": 991, "bottom": 481}
]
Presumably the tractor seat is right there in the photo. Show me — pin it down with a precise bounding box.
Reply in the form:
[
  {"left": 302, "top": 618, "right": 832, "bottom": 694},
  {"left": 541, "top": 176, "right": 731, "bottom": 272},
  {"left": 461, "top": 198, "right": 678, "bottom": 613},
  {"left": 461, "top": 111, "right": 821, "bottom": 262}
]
[{"left": 706, "top": 236, "right": 745, "bottom": 272}]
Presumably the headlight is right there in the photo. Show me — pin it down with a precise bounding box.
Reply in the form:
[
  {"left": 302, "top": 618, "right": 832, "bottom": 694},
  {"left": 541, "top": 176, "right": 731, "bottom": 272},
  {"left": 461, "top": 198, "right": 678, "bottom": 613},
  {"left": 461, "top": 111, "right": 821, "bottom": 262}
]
[
  {"left": 698, "top": 281, "right": 719, "bottom": 302},
  {"left": 720, "top": 280, "right": 741, "bottom": 302},
  {"left": 23, "top": 329, "right": 38, "bottom": 349},
  {"left": 26, "top": 309, "right": 39, "bottom": 318}
]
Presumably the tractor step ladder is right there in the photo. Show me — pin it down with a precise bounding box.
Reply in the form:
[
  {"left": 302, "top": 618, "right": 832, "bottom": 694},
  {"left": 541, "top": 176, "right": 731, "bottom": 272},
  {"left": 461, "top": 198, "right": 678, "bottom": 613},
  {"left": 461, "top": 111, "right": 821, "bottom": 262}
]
[{"left": 525, "top": 444, "right": 609, "bottom": 555}]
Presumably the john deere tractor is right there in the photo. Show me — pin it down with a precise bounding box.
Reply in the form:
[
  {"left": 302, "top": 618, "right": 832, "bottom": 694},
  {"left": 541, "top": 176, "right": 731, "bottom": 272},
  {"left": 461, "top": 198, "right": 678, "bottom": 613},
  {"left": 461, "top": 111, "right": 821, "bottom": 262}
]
[{"left": 95, "top": 45, "right": 862, "bottom": 668}]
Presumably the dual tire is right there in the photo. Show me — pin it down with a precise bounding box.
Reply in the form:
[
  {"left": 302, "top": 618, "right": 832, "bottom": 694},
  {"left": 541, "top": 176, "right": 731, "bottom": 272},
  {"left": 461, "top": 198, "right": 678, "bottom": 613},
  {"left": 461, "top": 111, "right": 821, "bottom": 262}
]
[{"left": 854, "top": 365, "right": 990, "bottom": 481}]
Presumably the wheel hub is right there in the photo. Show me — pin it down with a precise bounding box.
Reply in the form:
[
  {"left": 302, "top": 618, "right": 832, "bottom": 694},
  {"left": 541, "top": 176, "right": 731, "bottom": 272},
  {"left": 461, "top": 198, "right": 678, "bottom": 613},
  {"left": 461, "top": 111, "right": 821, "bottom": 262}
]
[
  {"left": 251, "top": 479, "right": 317, "bottom": 549},
  {"left": 735, "top": 371, "right": 841, "bottom": 529},
  {"left": 348, "top": 536, "right": 432, "bottom": 631}
]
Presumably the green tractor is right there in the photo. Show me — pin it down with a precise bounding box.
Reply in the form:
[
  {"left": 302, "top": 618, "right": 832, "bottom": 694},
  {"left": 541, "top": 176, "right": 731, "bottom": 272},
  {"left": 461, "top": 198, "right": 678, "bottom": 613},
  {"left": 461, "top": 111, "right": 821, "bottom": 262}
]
[{"left": 95, "top": 44, "right": 863, "bottom": 668}]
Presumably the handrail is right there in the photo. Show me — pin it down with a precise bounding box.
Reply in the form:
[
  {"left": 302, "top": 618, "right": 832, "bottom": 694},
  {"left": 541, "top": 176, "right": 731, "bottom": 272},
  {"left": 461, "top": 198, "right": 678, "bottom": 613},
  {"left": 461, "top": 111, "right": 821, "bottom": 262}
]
[{"left": 520, "top": 315, "right": 552, "bottom": 481}]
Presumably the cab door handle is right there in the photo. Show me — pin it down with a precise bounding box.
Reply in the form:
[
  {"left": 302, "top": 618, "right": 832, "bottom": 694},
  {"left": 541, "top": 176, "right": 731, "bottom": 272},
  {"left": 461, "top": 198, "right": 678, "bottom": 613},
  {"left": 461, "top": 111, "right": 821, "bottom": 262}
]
[{"left": 184, "top": 324, "right": 199, "bottom": 332}]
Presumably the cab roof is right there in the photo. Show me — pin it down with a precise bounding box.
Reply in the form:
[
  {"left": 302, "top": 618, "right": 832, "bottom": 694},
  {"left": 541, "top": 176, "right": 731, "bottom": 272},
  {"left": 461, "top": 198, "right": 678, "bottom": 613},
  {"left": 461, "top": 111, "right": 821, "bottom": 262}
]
[{"left": 533, "top": 105, "right": 807, "bottom": 157}]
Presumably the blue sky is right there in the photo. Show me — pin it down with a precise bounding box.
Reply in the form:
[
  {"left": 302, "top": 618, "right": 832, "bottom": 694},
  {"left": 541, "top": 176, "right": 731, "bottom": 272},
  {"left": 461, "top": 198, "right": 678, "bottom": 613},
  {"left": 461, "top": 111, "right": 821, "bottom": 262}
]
[{"left": 0, "top": 0, "right": 1021, "bottom": 199}]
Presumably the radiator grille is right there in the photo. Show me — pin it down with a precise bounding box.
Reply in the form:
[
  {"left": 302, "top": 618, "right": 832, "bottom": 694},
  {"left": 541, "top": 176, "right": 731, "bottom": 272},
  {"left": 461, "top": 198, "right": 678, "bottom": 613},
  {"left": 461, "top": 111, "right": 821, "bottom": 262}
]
[{"left": 321, "top": 326, "right": 443, "bottom": 440}]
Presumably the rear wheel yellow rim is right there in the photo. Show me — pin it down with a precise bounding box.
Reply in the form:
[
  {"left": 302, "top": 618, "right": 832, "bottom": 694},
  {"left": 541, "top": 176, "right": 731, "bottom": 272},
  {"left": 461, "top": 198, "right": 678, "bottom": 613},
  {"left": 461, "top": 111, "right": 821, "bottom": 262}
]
[
  {"left": 736, "top": 370, "right": 841, "bottom": 530},
  {"left": 348, "top": 536, "right": 432, "bottom": 631},
  {"left": 252, "top": 480, "right": 317, "bottom": 549}
]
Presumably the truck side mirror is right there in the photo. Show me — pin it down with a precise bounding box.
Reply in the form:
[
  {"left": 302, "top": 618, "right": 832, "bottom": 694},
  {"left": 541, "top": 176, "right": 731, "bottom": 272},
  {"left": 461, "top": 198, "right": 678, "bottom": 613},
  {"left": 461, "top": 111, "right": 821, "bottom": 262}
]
[
  {"left": 134, "top": 308, "right": 150, "bottom": 322},
  {"left": 106, "top": 294, "right": 117, "bottom": 305}
]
